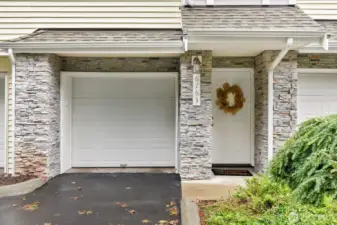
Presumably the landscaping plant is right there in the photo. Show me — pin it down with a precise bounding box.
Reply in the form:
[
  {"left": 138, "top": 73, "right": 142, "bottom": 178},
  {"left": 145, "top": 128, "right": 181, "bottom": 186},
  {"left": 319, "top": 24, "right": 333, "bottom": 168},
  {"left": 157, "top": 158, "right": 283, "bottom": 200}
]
[
  {"left": 269, "top": 114, "right": 337, "bottom": 205},
  {"left": 203, "top": 176, "right": 337, "bottom": 225}
]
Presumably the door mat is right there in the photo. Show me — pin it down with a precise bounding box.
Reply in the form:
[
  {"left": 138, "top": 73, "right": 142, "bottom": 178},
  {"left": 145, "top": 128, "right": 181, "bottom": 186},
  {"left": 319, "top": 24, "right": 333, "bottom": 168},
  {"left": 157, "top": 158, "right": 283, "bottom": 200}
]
[{"left": 212, "top": 169, "right": 253, "bottom": 176}]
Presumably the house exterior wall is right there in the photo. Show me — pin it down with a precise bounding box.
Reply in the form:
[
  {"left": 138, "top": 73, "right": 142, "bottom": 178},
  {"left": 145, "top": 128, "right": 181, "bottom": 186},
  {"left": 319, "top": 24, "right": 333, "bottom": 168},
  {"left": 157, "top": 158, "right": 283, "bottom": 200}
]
[
  {"left": 298, "top": 54, "right": 337, "bottom": 68},
  {"left": 297, "top": 0, "right": 337, "bottom": 20},
  {"left": 179, "top": 51, "right": 213, "bottom": 180},
  {"left": 254, "top": 51, "right": 297, "bottom": 172},
  {"left": 0, "top": 0, "right": 181, "bottom": 41},
  {"left": 62, "top": 57, "right": 179, "bottom": 72},
  {"left": 15, "top": 54, "right": 61, "bottom": 178},
  {"left": 213, "top": 57, "right": 254, "bottom": 68}
]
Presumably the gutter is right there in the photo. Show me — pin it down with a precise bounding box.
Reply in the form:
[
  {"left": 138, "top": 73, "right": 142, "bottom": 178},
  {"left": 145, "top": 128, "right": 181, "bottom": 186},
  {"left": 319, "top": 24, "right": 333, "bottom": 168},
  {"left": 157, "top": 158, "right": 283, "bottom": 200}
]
[
  {"left": 267, "top": 38, "right": 293, "bottom": 162},
  {"left": 0, "top": 41, "right": 183, "bottom": 49},
  {"left": 187, "top": 29, "right": 326, "bottom": 38}
]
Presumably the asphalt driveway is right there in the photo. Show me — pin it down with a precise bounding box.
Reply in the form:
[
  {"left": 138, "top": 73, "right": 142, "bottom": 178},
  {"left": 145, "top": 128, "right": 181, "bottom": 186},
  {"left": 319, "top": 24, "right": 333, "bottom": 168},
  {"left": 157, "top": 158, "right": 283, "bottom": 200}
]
[{"left": 0, "top": 173, "right": 181, "bottom": 225}]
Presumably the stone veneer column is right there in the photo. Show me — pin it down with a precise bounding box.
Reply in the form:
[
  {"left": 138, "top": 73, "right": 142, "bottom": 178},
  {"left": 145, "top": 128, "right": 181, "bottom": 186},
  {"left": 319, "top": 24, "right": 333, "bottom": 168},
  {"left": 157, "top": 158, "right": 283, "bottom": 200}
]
[
  {"left": 179, "top": 51, "right": 213, "bottom": 180},
  {"left": 254, "top": 51, "right": 297, "bottom": 172},
  {"left": 15, "top": 54, "right": 61, "bottom": 178}
]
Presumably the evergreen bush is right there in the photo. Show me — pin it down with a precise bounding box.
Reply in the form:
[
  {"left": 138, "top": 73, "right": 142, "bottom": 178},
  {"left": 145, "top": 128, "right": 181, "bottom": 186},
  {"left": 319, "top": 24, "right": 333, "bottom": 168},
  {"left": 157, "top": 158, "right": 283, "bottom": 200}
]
[{"left": 269, "top": 114, "right": 337, "bottom": 205}]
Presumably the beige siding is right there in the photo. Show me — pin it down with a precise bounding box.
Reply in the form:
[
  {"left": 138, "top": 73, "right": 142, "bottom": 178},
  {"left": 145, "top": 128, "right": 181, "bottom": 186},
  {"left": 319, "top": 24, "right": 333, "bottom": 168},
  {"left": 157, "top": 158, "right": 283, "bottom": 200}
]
[
  {"left": 0, "top": 0, "right": 181, "bottom": 41},
  {"left": 297, "top": 0, "right": 337, "bottom": 20},
  {"left": 0, "top": 57, "right": 12, "bottom": 174}
]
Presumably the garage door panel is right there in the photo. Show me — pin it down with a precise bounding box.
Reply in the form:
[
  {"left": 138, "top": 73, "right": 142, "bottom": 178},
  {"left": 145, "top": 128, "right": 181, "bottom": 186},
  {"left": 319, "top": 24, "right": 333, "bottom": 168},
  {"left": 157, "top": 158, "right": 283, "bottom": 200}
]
[
  {"left": 71, "top": 76, "right": 176, "bottom": 167},
  {"left": 73, "top": 77, "right": 175, "bottom": 98},
  {"left": 298, "top": 73, "right": 337, "bottom": 124},
  {"left": 73, "top": 99, "right": 175, "bottom": 122}
]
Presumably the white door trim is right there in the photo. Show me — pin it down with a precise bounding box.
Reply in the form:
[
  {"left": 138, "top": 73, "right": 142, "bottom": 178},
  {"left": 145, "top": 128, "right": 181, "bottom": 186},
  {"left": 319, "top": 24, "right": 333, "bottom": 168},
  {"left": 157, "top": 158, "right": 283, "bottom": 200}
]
[
  {"left": 0, "top": 72, "right": 8, "bottom": 173},
  {"left": 212, "top": 68, "right": 255, "bottom": 166},
  {"left": 60, "top": 72, "right": 179, "bottom": 173}
]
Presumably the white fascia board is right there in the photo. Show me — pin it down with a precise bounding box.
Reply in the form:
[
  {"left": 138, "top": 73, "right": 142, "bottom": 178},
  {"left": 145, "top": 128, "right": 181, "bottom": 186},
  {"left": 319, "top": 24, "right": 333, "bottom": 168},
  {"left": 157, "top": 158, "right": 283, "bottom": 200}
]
[
  {"left": 0, "top": 41, "right": 184, "bottom": 54},
  {"left": 0, "top": 41, "right": 182, "bottom": 49},
  {"left": 187, "top": 29, "right": 326, "bottom": 38},
  {"left": 288, "top": 0, "right": 296, "bottom": 5}
]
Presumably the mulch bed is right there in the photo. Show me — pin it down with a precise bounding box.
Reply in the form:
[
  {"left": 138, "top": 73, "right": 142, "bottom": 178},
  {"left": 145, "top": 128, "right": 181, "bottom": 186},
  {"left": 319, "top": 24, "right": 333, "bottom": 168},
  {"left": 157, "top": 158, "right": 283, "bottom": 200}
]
[
  {"left": 198, "top": 200, "right": 217, "bottom": 225},
  {"left": 0, "top": 174, "right": 37, "bottom": 186},
  {"left": 212, "top": 169, "right": 253, "bottom": 176}
]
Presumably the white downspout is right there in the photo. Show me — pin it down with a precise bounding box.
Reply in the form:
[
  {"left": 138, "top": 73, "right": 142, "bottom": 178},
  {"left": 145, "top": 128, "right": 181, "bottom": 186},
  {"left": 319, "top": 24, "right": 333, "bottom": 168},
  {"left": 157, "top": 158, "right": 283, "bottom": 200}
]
[
  {"left": 267, "top": 38, "right": 293, "bottom": 161},
  {"left": 7, "top": 48, "right": 15, "bottom": 175}
]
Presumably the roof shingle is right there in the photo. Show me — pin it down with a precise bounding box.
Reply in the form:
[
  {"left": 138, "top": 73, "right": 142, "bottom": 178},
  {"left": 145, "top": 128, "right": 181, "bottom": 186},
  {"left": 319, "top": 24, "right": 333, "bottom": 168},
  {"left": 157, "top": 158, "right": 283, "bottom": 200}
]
[
  {"left": 8, "top": 29, "right": 183, "bottom": 43},
  {"left": 182, "top": 6, "right": 324, "bottom": 31}
]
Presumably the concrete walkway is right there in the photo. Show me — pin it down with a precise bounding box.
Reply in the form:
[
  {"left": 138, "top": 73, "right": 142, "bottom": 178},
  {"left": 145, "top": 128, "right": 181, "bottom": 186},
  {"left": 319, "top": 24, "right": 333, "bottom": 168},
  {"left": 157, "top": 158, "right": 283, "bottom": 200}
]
[{"left": 182, "top": 176, "right": 246, "bottom": 200}]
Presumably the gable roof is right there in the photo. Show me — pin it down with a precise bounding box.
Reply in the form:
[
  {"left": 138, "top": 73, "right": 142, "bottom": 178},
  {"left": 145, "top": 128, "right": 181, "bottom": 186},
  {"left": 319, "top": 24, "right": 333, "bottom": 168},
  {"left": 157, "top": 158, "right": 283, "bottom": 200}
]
[
  {"left": 182, "top": 6, "right": 324, "bottom": 32},
  {"left": 7, "top": 29, "right": 183, "bottom": 43}
]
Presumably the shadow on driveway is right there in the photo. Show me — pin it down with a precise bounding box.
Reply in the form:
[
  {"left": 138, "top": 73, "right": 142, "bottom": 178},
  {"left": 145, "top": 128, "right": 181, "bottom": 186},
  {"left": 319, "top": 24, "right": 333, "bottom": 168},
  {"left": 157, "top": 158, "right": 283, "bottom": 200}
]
[{"left": 0, "top": 173, "right": 181, "bottom": 225}]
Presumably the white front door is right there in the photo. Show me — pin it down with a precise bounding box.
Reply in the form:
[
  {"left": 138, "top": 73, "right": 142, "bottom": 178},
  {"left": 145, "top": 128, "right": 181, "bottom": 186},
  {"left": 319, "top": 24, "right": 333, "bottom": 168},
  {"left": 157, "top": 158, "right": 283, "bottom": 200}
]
[{"left": 212, "top": 69, "right": 254, "bottom": 165}]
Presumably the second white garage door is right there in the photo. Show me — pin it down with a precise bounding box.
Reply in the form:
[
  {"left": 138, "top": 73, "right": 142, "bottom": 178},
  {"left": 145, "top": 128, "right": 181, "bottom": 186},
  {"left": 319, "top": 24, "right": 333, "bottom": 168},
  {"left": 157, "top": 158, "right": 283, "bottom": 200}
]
[
  {"left": 71, "top": 75, "right": 176, "bottom": 167},
  {"left": 298, "top": 72, "right": 337, "bottom": 124}
]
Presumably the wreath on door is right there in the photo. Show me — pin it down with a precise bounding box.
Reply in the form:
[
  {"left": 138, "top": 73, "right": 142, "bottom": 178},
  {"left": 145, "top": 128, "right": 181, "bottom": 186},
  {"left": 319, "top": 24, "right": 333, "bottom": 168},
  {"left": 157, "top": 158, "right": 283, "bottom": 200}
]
[{"left": 216, "top": 82, "right": 245, "bottom": 115}]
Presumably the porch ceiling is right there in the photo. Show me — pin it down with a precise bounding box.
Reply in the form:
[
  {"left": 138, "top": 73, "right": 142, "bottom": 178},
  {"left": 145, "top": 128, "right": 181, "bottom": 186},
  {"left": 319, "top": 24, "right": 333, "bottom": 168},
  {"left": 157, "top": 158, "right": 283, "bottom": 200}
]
[{"left": 189, "top": 37, "right": 323, "bottom": 57}]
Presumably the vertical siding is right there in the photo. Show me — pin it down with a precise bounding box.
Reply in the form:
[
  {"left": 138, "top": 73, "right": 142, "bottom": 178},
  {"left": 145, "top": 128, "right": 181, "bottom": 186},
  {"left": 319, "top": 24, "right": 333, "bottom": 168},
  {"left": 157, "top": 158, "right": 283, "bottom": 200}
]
[
  {"left": 297, "top": 0, "right": 337, "bottom": 20},
  {"left": 0, "top": 0, "right": 182, "bottom": 41},
  {"left": 0, "top": 57, "right": 12, "bottom": 174}
]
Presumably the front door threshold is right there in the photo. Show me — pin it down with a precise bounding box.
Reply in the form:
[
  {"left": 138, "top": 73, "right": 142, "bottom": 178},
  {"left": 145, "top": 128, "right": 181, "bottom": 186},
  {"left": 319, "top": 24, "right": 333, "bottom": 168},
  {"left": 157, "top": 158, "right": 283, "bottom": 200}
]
[{"left": 65, "top": 167, "right": 175, "bottom": 173}]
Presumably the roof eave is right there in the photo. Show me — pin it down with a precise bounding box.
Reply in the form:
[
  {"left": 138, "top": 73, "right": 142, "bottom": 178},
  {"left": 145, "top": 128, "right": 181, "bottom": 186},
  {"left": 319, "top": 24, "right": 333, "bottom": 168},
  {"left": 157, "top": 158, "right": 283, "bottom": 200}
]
[
  {"left": 186, "top": 29, "right": 327, "bottom": 38},
  {"left": 0, "top": 41, "right": 184, "bottom": 55}
]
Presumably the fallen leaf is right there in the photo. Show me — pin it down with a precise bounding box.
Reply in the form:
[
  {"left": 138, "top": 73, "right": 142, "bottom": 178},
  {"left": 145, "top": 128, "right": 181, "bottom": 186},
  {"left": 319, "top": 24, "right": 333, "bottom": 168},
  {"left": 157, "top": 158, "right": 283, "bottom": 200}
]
[
  {"left": 23, "top": 202, "right": 40, "bottom": 211},
  {"left": 121, "top": 203, "right": 128, "bottom": 208},
  {"left": 22, "top": 196, "right": 26, "bottom": 201},
  {"left": 128, "top": 209, "right": 136, "bottom": 214},
  {"left": 44, "top": 223, "right": 51, "bottom": 225},
  {"left": 169, "top": 220, "right": 179, "bottom": 225},
  {"left": 158, "top": 220, "right": 168, "bottom": 224},
  {"left": 86, "top": 210, "right": 92, "bottom": 215},
  {"left": 168, "top": 206, "right": 179, "bottom": 216},
  {"left": 142, "top": 219, "right": 151, "bottom": 223},
  {"left": 12, "top": 204, "right": 18, "bottom": 207},
  {"left": 72, "top": 181, "right": 76, "bottom": 184},
  {"left": 77, "top": 187, "right": 82, "bottom": 191},
  {"left": 78, "top": 210, "right": 86, "bottom": 215},
  {"left": 71, "top": 196, "right": 80, "bottom": 200},
  {"left": 115, "top": 202, "right": 121, "bottom": 205},
  {"left": 170, "top": 201, "right": 175, "bottom": 206}
]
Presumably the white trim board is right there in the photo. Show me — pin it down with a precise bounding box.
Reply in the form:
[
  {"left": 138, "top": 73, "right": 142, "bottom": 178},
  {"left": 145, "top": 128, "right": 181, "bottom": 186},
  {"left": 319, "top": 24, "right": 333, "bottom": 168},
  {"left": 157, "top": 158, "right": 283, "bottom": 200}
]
[
  {"left": 212, "top": 68, "right": 255, "bottom": 166},
  {"left": 60, "top": 72, "right": 179, "bottom": 173},
  {"left": 0, "top": 72, "right": 7, "bottom": 173},
  {"left": 297, "top": 69, "right": 337, "bottom": 74}
]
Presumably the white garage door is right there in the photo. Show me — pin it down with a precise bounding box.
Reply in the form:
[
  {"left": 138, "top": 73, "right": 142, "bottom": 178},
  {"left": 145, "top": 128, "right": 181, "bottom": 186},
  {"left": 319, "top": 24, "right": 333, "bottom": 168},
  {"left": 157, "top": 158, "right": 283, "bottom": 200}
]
[
  {"left": 0, "top": 78, "right": 4, "bottom": 168},
  {"left": 298, "top": 73, "right": 337, "bottom": 124},
  {"left": 71, "top": 75, "right": 176, "bottom": 167}
]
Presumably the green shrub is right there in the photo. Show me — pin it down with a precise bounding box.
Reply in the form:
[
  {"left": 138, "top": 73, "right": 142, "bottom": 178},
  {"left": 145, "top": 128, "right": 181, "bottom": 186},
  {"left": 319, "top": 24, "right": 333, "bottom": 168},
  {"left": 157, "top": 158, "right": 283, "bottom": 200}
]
[
  {"left": 204, "top": 176, "right": 337, "bottom": 225},
  {"left": 269, "top": 115, "right": 337, "bottom": 205}
]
